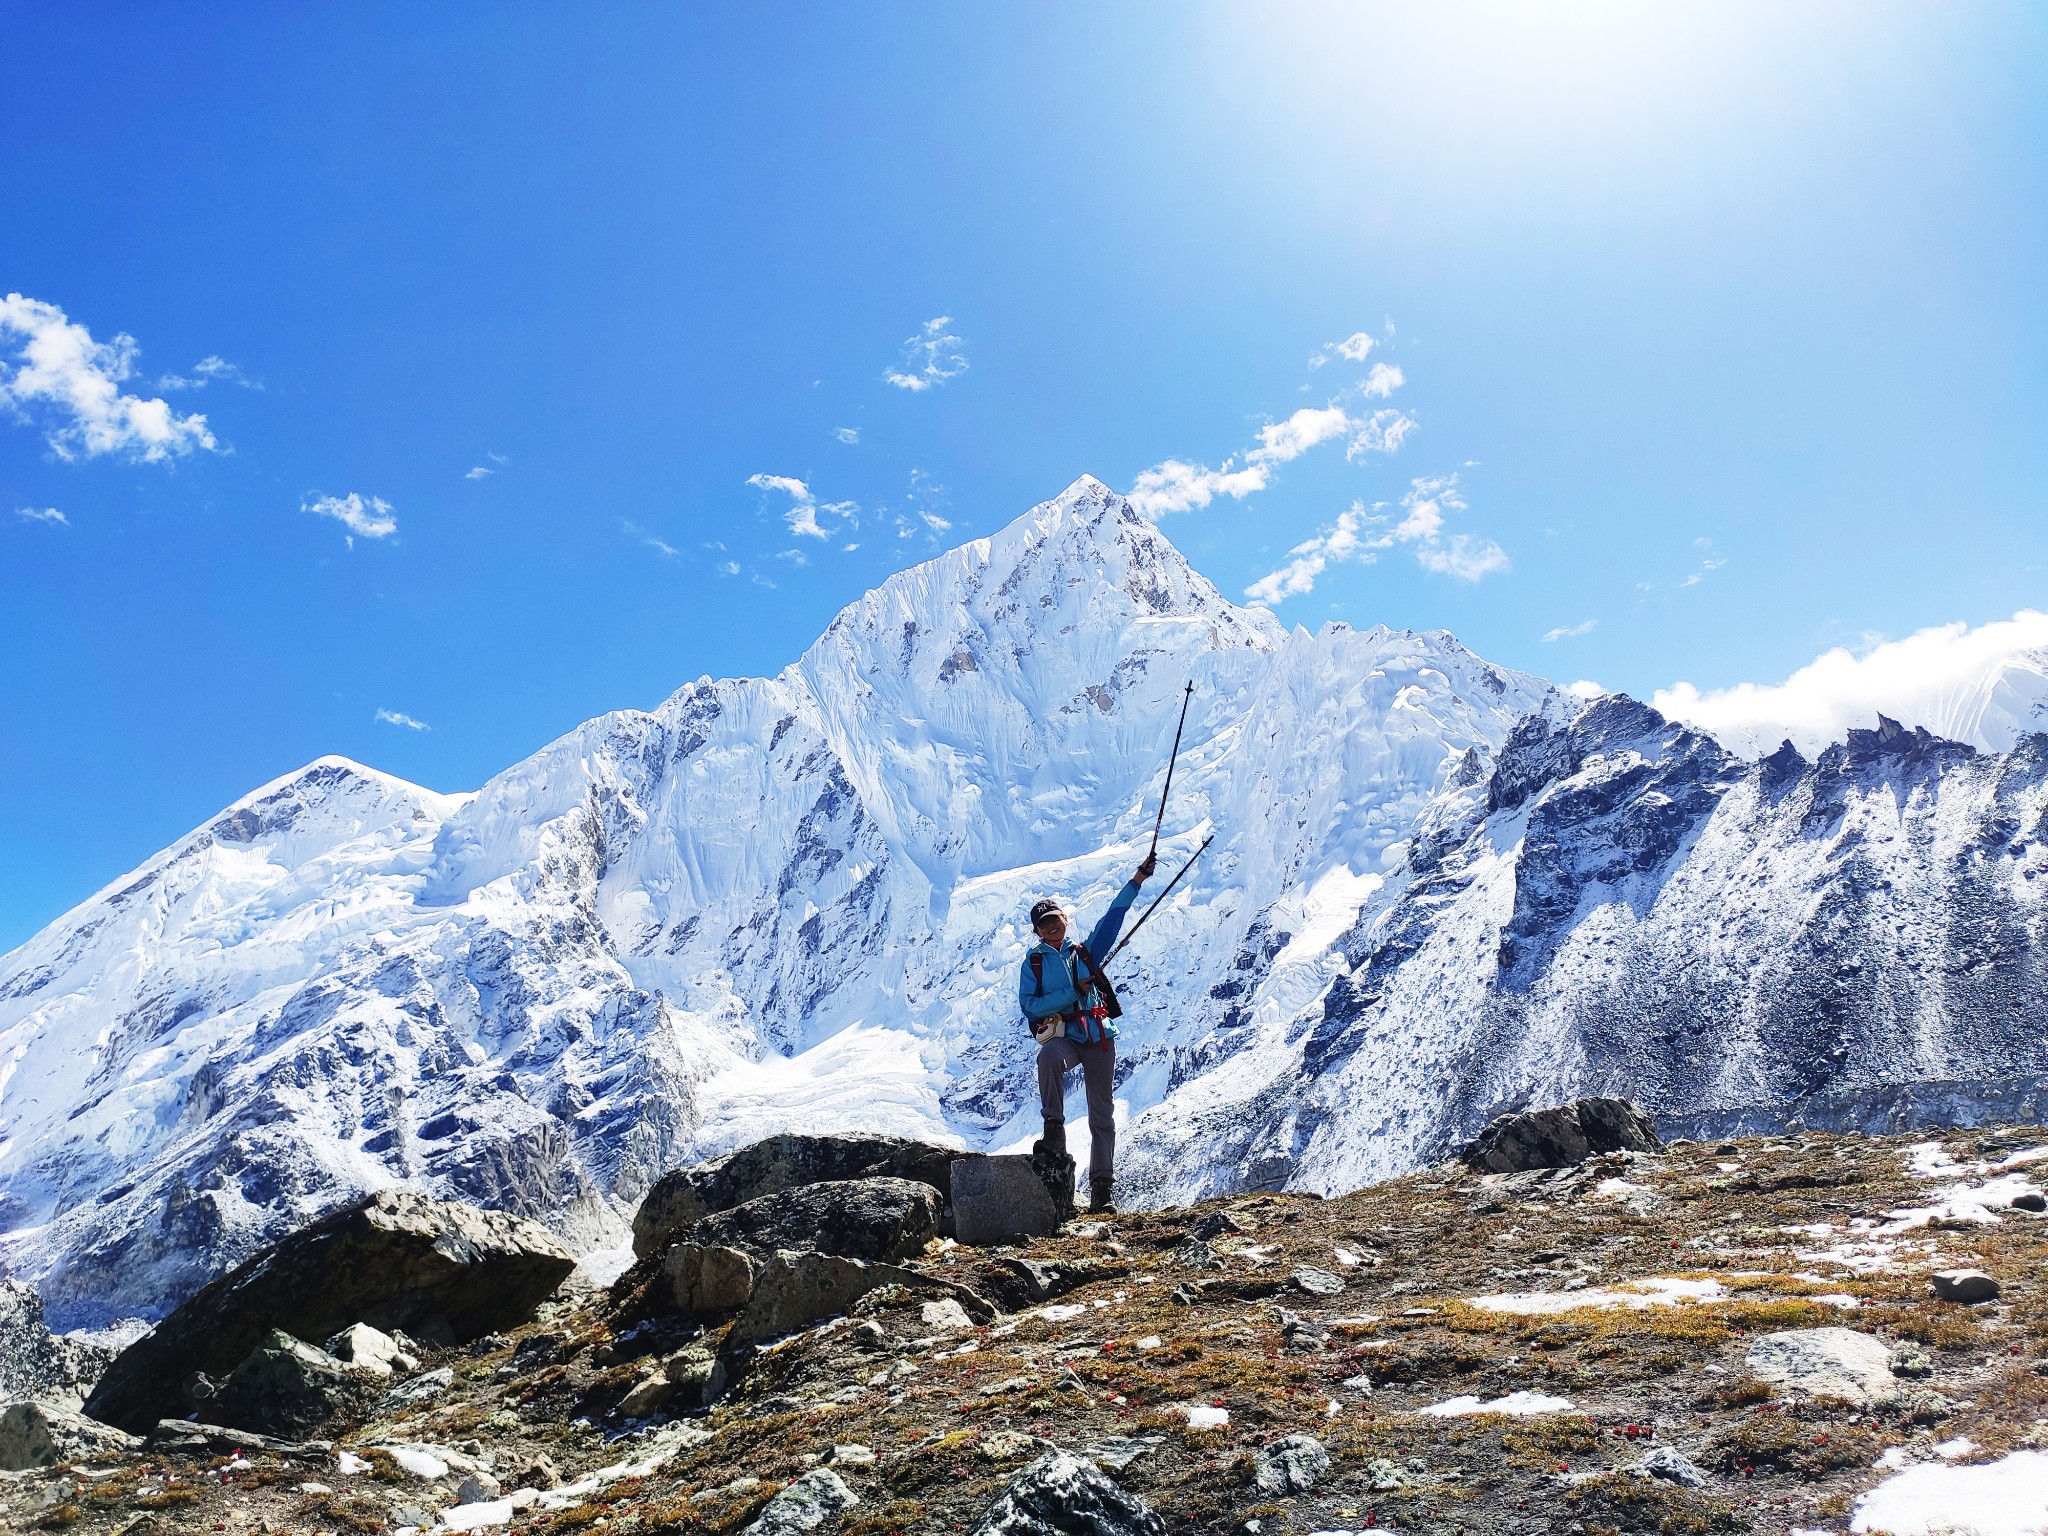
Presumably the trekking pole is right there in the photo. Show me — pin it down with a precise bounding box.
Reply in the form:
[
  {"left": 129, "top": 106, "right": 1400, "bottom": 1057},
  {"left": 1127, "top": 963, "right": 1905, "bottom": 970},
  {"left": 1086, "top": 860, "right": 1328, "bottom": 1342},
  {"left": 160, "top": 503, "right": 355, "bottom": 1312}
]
[
  {"left": 1148, "top": 681, "right": 1195, "bottom": 863},
  {"left": 1104, "top": 833, "right": 1214, "bottom": 967}
]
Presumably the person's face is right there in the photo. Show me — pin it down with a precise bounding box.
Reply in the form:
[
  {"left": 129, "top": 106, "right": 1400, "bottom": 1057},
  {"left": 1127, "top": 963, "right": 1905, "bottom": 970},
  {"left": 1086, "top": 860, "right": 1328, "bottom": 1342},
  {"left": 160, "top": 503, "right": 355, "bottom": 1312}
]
[{"left": 1034, "top": 911, "right": 1068, "bottom": 946}]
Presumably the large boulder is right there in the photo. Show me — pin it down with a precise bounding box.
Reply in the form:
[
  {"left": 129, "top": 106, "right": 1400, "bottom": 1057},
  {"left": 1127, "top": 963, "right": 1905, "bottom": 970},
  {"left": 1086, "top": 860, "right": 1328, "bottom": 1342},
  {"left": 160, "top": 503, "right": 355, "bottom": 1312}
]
[
  {"left": 0, "top": 1281, "right": 115, "bottom": 1408},
  {"left": 690, "top": 1178, "right": 943, "bottom": 1266},
  {"left": 207, "top": 1329, "right": 358, "bottom": 1437},
  {"left": 1744, "top": 1328, "right": 1899, "bottom": 1406},
  {"left": 742, "top": 1467, "right": 860, "bottom": 1534},
  {"left": 951, "top": 1155, "right": 1065, "bottom": 1246},
  {"left": 1461, "top": 1097, "right": 1663, "bottom": 1174},
  {"left": 0, "top": 1400, "right": 143, "bottom": 1471},
  {"left": 727, "top": 1251, "right": 993, "bottom": 1343},
  {"left": 84, "top": 1189, "right": 576, "bottom": 1433},
  {"left": 970, "top": 1450, "right": 1167, "bottom": 1536},
  {"left": 632, "top": 1133, "right": 957, "bottom": 1257}
]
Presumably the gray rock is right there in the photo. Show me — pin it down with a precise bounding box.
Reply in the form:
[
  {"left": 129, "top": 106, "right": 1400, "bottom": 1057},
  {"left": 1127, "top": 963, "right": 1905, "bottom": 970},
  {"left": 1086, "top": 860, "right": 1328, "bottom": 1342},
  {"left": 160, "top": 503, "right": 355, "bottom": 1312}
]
[
  {"left": 952, "top": 1156, "right": 1065, "bottom": 1247},
  {"left": 970, "top": 1449, "right": 1167, "bottom": 1535},
  {"left": 633, "top": 1133, "right": 957, "bottom": 1258},
  {"left": 1932, "top": 1269, "right": 2000, "bottom": 1303},
  {"left": 664, "top": 1243, "right": 759, "bottom": 1313},
  {"left": 455, "top": 1472, "right": 503, "bottom": 1504},
  {"left": 1630, "top": 1445, "right": 1708, "bottom": 1488},
  {"left": 1889, "top": 1343, "right": 1935, "bottom": 1378},
  {"left": 921, "top": 1298, "right": 973, "bottom": 1334},
  {"left": 691, "top": 1178, "right": 943, "bottom": 1266},
  {"left": 373, "top": 1365, "right": 454, "bottom": 1413},
  {"left": 0, "top": 1282, "right": 116, "bottom": 1408},
  {"left": 146, "top": 1418, "right": 322, "bottom": 1456},
  {"left": 998, "top": 1258, "right": 1059, "bottom": 1301},
  {"left": 0, "top": 1400, "right": 143, "bottom": 1471},
  {"left": 323, "top": 1322, "right": 418, "bottom": 1376},
  {"left": 2012, "top": 1191, "right": 2046, "bottom": 1212},
  {"left": 1193, "top": 1210, "right": 1249, "bottom": 1241},
  {"left": 210, "top": 1329, "right": 355, "bottom": 1437},
  {"left": 730, "top": 1252, "right": 911, "bottom": 1343},
  {"left": 1251, "top": 1434, "right": 1330, "bottom": 1495},
  {"left": 1461, "top": 1097, "right": 1663, "bottom": 1174},
  {"left": 1361, "top": 1457, "right": 1409, "bottom": 1492},
  {"left": 84, "top": 1189, "right": 575, "bottom": 1434},
  {"left": 1745, "top": 1327, "right": 1898, "bottom": 1405},
  {"left": 1083, "top": 1435, "right": 1163, "bottom": 1471},
  {"left": 1173, "top": 1241, "right": 1223, "bottom": 1270},
  {"left": 1290, "top": 1266, "right": 1344, "bottom": 1297},
  {"left": 742, "top": 1467, "right": 860, "bottom": 1534}
]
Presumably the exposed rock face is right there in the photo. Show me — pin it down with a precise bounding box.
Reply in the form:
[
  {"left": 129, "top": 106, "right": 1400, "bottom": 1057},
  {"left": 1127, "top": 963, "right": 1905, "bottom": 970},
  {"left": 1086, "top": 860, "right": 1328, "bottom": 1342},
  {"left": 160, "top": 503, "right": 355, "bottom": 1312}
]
[
  {"left": 633, "top": 1134, "right": 957, "bottom": 1258},
  {"left": 0, "top": 1280, "right": 113, "bottom": 1408},
  {"left": 209, "top": 1329, "right": 358, "bottom": 1438},
  {"left": 1461, "top": 1097, "right": 1663, "bottom": 1174},
  {"left": 952, "top": 1155, "right": 1066, "bottom": 1246},
  {"left": 83, "top": 1190, "right": 575, "bottom": 1433},
  {"left": 323, "top": 1322, "right": 418, "bottom": 1376},
  {"left": 1744, "top": 1328, "right": 1899, "bottom": 1406},
  {"left": 970, "top": 1449, "right": 1167, "bottom": 1536},
  {"left": 688, "top": 1177, "right": 943, "bottom": 1266},
  {"left": 0, "top": 1400, "right": 142, "bottom": 1471},
  {"left": 729, "top": 1252, "right": 916, "bottom": 1344},
  {"left": 663, "top": 1243, "right": 758, "bottom": 1312}
]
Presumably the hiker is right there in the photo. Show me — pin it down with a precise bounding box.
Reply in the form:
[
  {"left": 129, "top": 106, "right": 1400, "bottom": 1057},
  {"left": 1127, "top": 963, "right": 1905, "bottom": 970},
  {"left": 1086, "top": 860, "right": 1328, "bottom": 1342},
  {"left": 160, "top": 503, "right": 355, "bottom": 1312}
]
[{"left": 1020, "top": 852, "right": 1156, "bottom": 1214}]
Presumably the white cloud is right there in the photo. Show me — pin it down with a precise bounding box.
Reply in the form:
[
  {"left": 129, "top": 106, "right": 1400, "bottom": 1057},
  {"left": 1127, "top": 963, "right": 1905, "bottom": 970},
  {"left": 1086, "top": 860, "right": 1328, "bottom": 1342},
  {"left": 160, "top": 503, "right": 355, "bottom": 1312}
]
[
  {"left": 1247, "top": 405, "right": 1352, "bottom": 465},
  {"left": 884, "top": 316, "right": 968, "bottom": 391},
  {"left": 1541, "top": 619, "right": 1598, "bottom": 642},
  {"left": 464, "top": 465, "right": 492, "bottom": 480},
  {"left": 159, "top": 355, "right": 261, "bottom": 391},
  {"left": 833, "top": 426, "right": 860, "bottom": 444},
  {"left": 0, "top": 293, "right": 217, "bottom": 462},
  {"left": 304, "top": 492, "right": 396, "bottom": 543},
  {"left": 1346, "top": 408, "right": 1416, "bottom": 460},
  {"left": 1654, "top": 610, "right": 2048, "bottom": 756},
  {"left": 1565, "top": 680, "right": 1608, "bottom": 700},
  {"left": 15, "top": 506, "right": 67, "bottom": 525},
  {"left": 747, "top": 473, "right": 835, "bottom": 539},
  {"left": 1309, "top": 330, "right": 1378, "bottom": 370},
  {"left": 1126, "top": 458, "right": 1271, "bottom": 518},
  {"left": 1244, "top": 473, "right": 1509, "bottom": 605},
  {"left": 375, "top": 708, "right": 430, "bottom": 730},
  {"left": 1362, "top": 362, "right": 1404, "bottom": 398},
  {"left": 1417, "top": 533, "right": 1511, "bottom": 581}
]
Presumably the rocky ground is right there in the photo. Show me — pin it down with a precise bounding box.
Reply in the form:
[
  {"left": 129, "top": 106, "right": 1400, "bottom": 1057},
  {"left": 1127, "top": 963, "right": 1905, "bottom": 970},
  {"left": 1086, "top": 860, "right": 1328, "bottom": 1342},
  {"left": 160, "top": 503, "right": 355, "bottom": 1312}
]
[{"left": 6, "top": 1121, "right": 2048, "bottom": 1536}]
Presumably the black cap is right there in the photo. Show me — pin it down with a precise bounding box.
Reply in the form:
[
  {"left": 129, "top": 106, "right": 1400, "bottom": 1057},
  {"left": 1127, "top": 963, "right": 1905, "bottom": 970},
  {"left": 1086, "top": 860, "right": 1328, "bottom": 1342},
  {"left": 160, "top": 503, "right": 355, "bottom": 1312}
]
[{"left": 1029, "top": 898, "right": 1065, "bottom": 927}]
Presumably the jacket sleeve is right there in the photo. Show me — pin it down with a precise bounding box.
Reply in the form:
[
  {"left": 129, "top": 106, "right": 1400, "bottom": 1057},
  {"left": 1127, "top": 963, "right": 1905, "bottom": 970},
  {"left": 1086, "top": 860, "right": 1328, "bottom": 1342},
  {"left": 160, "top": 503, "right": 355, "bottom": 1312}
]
[
  {"left": 1084, "top": 878, "right": 1144, "bottom": 964},
  {"left": 1019, "top": 948, "right": 1081, "bottom": 1019}
]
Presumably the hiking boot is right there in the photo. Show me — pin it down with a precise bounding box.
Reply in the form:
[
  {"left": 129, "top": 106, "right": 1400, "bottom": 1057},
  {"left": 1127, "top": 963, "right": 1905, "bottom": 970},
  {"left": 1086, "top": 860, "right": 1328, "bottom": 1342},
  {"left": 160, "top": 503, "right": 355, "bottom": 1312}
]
[
  {"left": 1088, "top": 1177, "right": 1116, "bottom": 1215},
  {"left": 1034, "top": 1118, "right": 1067, "bottom": 1158}
]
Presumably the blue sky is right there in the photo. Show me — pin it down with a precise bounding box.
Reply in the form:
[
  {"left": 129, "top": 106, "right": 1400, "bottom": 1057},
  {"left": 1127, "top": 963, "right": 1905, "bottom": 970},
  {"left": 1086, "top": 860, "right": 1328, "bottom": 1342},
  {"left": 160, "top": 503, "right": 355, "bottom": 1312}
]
[{"left": 5, "top": 2, "right": 2047, "bottom": 950}]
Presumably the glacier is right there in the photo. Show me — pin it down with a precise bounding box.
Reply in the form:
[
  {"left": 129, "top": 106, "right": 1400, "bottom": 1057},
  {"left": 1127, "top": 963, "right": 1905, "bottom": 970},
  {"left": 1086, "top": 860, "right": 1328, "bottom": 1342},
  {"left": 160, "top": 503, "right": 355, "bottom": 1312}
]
[{"left": 4, "top": 475, "right": 2045, "bottom": 1328}]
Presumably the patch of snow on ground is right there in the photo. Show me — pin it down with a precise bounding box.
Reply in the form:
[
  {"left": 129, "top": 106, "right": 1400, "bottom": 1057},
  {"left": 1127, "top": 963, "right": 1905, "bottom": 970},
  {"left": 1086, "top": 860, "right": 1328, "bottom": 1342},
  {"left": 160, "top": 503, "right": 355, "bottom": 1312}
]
[
  {"left": 1185, "top": 1405, "right": 1229, "bottom": 1428},
  {"left": 1850, "top": 1448, "right": 2048, "bottom": 1535},
  {"left": 1469, "top": 1277, "right": 1725, "bottom": 1315},
  {"left": 1417, "top": 1391, "right": 1576, "bottom": 1417},
  {"left": 572, "top": 1244, "right": 636, "bottom": 1289}
]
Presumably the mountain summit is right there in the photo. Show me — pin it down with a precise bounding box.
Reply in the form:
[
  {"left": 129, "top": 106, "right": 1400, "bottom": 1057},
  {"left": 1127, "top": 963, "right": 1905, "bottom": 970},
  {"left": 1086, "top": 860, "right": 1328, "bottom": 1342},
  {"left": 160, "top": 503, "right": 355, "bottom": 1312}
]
[{"left": 5, "top": 477, "right": 2046, "bottom": 1327}]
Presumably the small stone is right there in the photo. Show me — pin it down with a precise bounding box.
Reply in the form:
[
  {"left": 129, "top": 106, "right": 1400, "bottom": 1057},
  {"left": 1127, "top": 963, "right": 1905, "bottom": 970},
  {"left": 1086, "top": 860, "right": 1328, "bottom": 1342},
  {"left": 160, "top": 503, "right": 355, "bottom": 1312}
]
[
  {"left": 1630, "top": 1445, "right": 1707, "bottom": 1488},
  {"left": 323, "top": 1323, "right": 418, "bottom": 1377},
  {"left": 921, "top": 1298, "right": 973, "bottom": 1334},
  {"left": 454, "top": 1472, "right": 502, "bottom": 1503},
  {"left": 1172, "top": 1241, "right": 1223, "bottom": 1270},
  {"left": 617, "top": 1369, "right": 676, "bottom": 1418},
  {"left": 1251, "top": 1433, "right": 1330, "bottom": 1495},
  {"left": 1193, "top": 1210, "right": 1249, "bottom": 1241},
  {"left": 970, "top": 1449, "right": 1166, "bottom": 1535},
  {"left": 1290, "top": 1265, "right": 1344, "bottom": 1297},
  {"left": 741, "top": 1467, "right": 860, "bottom": 1534},
  {"left": 1361, "top": 1457, "right": 1410, "bottom": 1492},
  {"left": 980, "top": 1429, "right": 1045, "bottom": 1462},
  {"left": 373, "top": 1365, "right": 454, "bottom": 1413},
  {"left": 1889, "top": 1344, "right": 1935, "bottom": 1379},
  {"left": 1083, "top": 1434, "right": 1164, "bottom": 1471},
  {"left": 2011, "top": 1191, "right": 2046, "bottom": 1213},
  {"left": 826, "top": 1443, "right": 875, "bottom": 1467},
  {"left": 1931, "top": 1269, "right": 2000, "bottom": 1304}
]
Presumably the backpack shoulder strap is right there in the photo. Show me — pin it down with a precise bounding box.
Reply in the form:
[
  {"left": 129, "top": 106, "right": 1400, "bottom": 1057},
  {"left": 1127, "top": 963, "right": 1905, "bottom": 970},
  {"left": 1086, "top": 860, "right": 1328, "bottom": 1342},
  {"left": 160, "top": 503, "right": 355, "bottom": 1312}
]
[{"left": 1029, "top": 950, "right": 1046, "bottom": 996}]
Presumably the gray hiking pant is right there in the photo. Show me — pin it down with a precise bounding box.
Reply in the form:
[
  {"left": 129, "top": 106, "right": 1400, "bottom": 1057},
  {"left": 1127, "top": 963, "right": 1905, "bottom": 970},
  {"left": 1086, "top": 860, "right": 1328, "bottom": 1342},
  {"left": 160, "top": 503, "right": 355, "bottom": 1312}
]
[{"left": 1036, "top": 1035, "right": 1115, "bottom": 1182}]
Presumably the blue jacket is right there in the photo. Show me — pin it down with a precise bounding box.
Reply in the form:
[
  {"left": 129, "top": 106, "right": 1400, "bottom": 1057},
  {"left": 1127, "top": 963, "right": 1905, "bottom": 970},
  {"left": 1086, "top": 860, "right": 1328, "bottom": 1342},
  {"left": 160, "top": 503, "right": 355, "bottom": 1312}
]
[{"left": 1018, "top": 878, "right": 1142, "bottom": 1045}]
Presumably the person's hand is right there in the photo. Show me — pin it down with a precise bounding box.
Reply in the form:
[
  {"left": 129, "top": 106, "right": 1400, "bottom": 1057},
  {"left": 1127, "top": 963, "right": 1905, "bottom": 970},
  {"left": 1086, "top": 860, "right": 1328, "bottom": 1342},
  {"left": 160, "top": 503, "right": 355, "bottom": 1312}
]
[
  {"left": 1136, "top": 852, "right": 1158, "bottom": 882},
  {"left": 1075, "top": 972, "right": 1096, "bottom": 994}
]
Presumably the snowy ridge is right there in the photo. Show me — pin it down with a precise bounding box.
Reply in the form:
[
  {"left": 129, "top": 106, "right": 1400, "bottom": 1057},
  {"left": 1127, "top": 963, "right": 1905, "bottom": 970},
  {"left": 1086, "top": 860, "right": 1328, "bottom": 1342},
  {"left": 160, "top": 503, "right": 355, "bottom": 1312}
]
[{"left": 4, "top": 476, "right": 2045, "bottom": 1327}]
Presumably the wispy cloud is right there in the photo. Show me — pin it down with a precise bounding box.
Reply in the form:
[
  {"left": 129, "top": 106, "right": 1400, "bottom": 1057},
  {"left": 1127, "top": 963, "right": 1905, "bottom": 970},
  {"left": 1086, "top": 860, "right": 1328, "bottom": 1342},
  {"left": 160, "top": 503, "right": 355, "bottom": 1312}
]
[
  {"left": 1655, "top": 610, "right": 2048, "bottom": 756},
  {"left": 1128, "top": 394, "right": 1414, "bottom": 519},
  {"left": 619, "top": 520, "right": 679, "bottom": 557},
  {"left": 159, "top": 355, "right": 262, "bottom": 392},
  {"left": 1244, "top": 474, "right": 1508, "bottom": 605},
  {"left": 304, "top": 492, "right": 396, "bottom": 545},
  {"left": 748, "top": 473, "right": 828, "bottom": 539},
  {"left": 14, "top": 506, "right": 67, "bottom": 525},
  {"left": 1541, "top": 619, "right": 1598, "bottom": 642},
  {"left": 1361, "top": 361, "right": 1404, "bottom": 398},
  {"left": 884, "top": 316, "right": 968, "bottom": 391},
  {"left": 1308, "top": 329, "right": 1386, "bottom": 370},
  {"left": 464, "top": 465, "right": 493, "bottom": 480},
  {"left": 833, "top": 426, "right": 860, "bottom": 445},
  {"left": 0, "top": 292, "right": 217, "bottom": 462},
  {"left": 375, "top": 708, "right": 430, "bottom": 731}
]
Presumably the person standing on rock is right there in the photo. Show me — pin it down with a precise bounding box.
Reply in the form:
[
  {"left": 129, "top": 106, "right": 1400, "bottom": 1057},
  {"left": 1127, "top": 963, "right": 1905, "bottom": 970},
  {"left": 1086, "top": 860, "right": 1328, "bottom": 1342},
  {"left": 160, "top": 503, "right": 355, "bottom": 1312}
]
[{"left": 1020, "top": 854, "right": 1155, "bottom": 1214}]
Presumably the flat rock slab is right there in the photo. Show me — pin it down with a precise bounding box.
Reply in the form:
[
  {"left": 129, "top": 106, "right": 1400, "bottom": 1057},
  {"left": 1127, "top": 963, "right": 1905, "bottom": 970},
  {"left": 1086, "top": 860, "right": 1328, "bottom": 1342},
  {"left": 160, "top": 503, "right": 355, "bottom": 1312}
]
[
  {"left": 741, "top": 1467, "right": 859, "bottom": 1534},
  {"left": 633, "top": 1133, "right": 958, "bottom": 1257},
  {"left": 84, "top": 1189, "right": 575, "bottom": 1434},
  {"left": 1745, "top": 1327, "right": 1899, "bottom": 1405},
  {"left": 690, "top": 1177, "right": 942, "bottom": 1266},
  {"left": 970, "top": 1449, "right": 1167, "bottom": 1536},
  {"left": 952, "top": 1155, "right": 1064, "bottom": 1246}
]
